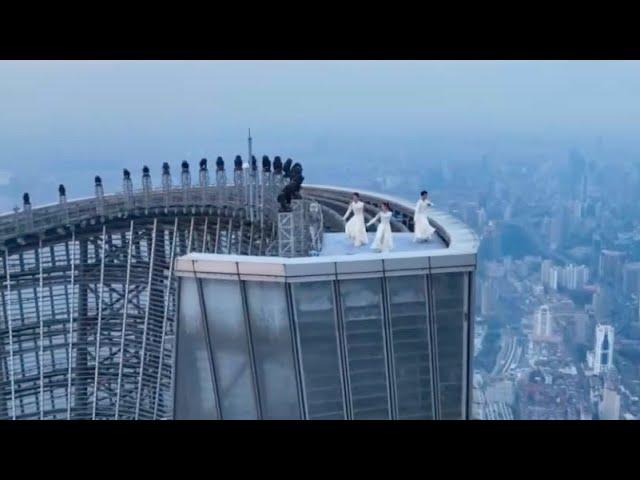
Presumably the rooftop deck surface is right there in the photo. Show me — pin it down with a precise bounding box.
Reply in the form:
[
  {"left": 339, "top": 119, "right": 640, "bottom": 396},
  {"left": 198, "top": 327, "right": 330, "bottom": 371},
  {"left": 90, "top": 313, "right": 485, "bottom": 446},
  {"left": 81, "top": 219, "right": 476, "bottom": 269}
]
[{"left": 319, "top": 232, "right": 446, "bottom": 257}]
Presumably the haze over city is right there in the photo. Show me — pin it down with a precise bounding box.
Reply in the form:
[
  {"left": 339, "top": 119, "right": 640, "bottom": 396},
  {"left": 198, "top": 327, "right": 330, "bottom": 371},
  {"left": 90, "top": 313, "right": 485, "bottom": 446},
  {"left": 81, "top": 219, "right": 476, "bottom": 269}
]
[
  {"left": 1, "top": 60, "right": 640, "bottom": 209},
  {"left": 2, "top": 60, "right": 640, "bottom": 420}
]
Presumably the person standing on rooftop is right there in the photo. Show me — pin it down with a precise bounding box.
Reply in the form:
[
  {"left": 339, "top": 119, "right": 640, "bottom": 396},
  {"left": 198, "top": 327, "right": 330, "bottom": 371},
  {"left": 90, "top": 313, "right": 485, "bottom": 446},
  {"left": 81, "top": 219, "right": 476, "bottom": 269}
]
[
  {"left": 413, "top": 190, "right": 436, "bottom": 242},
  {"left": 343, "top": 192, "right": 368, "bottom": 247},
  {"left": 367, "top": 202, "right": 394, "bottom": 253}
]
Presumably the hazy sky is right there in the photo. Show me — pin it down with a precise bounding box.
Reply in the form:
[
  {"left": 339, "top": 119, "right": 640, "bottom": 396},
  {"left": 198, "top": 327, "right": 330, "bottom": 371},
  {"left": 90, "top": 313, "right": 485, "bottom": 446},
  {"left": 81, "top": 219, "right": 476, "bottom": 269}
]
[{"left": 1, "top": 60, "right": 639, "bottom": 207}]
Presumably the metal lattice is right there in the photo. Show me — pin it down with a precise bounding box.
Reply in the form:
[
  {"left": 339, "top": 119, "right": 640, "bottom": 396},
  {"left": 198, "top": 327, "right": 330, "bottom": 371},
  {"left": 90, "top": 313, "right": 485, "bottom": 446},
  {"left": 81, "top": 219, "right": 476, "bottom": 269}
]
[{"left": 0, "top": 159, "right": 322, "bottom": 420}]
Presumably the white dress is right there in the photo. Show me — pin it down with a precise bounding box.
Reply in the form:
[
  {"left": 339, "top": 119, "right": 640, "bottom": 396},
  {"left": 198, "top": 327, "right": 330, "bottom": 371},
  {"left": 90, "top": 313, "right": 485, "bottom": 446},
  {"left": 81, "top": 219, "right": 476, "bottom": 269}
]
[
  {"left": 343, "top": 201, "right": 368, "bottom": 246},
  {"left": 414, "top": 199, "right": 436, "bottom": 242},
  {"left": 367, "top": 211, "right": 393, "bottom": 252}
]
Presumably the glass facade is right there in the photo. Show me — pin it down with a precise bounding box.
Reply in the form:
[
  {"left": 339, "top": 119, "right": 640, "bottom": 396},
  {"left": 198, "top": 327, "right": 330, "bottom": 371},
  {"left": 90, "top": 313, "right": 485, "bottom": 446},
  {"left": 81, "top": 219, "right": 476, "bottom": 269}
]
[
  {"left": 202, "top": 279, "right": 258, "bottom": 419},
  {"left": 175, "top": 278, "right": 218, "bottom": 420},
  {"left": 174, "top": 271, "right": 472, "bottom": 420},
  {"left": 387, "top": 275, "right": 434, "bottom": 419},
  {"left": 431, "top": 273, "right": 467, "bottom": 419},
  {"left": 339, "top": 278, "right": 390, "bottom": 419},
  {"left": 292, "top": 281, "right": 345, "bottom": 420},
  {"left": 245, "top": 281, "right": 300, "bottom": 419}
]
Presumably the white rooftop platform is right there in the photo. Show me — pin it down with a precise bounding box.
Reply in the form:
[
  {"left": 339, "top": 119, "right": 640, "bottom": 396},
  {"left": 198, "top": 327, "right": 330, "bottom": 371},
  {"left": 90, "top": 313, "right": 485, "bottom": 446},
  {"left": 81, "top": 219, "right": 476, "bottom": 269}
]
[
  {"left": 319, "top": 232, "right": 446, "bottom": 257},
  {"left": 176, "top": 229, "right": 476, "bottom": 283},
  {"left": 174, "top": 184, "right": 478, "bottom": 282}
]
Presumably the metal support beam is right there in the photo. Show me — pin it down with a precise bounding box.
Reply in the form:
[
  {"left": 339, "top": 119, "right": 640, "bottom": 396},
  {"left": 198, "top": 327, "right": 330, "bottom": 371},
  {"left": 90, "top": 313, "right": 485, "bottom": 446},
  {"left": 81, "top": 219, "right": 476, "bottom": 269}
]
[
  {"left": 38, "top": 238, "right": 44, "bottom": 419},
  {"left": 135, "top": 218, "right": 157, "bottom": 419},
  {"left": 187, "top": 217, "right": 195, "bottom": 253},
  {"left": 201, "top": 217, "right": 208, "bottom": 253},
  {"left": 66, "top": 229, "right": 76, "bottom": 420},
  {"left": 4, "top": 250, "right": 16, "bottom": 419},
  {"left": 91, "top": 226, "right": 107, "bottom": 420},
  {"left": 214, "top": 217, "right": 221, "bottom": 254},
  {"left": 115, "top": 220, "right": 134, "bottom": 419},
  {"left": 153, "top": 217, "right": 178, "bottom": 419},
  {"left": 74, "top": 237, "right": 89, "bottom": 417}
]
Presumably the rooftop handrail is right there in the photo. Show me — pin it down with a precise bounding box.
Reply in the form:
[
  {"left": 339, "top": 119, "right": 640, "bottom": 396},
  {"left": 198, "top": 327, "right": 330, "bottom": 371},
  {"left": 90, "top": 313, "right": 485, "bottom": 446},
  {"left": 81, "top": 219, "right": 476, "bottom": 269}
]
[
  {"left": 301, "top": 184, "right": 480, "bottom": 250},
  {"left": 0, "top": 182, "right": 281, "bottom": 243}
]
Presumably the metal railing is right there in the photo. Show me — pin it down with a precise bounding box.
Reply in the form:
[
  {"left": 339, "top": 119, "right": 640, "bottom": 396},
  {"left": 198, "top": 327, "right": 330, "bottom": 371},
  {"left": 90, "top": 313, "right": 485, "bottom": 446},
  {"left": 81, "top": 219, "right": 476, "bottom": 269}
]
[{"left": 0, "top": 183, "right": 281, "bottom": 243}]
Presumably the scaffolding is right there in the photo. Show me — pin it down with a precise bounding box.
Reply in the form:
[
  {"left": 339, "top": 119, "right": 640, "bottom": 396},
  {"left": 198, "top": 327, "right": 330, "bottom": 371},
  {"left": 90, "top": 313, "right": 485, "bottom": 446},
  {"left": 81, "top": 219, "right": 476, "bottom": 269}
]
[{"left": 0, "top": 158, "right": 322, "bottom": 419}]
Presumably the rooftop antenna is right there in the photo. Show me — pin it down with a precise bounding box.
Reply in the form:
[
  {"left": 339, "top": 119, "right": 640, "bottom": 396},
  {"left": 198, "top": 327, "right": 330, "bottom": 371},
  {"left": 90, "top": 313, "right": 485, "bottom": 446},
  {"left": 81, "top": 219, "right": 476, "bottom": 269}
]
[
  {"left": 199, "top": 158, "right": 209, "bottom": 205},
  {"left": 142, "top": 166, "right": 152, "bottom": 191},
  {"left": 58, "top": 185, "right": 67, "bottom": 204},
  {"left": 22, "top": 192, "right": 33, "bottom": 230},
  {"left": 95, "top": 176, "right": 105, "bottom": 216},
  {"left": 181, "top": 161, "right": 191, "bottom": 209},
  {"left": 248, "top": 129, "right": 253, "bottom": 168},
  {"left": 181, "top": 161, "right": 191, "bottom": 189},
  {"left": 122, "top": 168, "right": 134, "bottom": 209},
  {"left": 248, "top": 129, "right": 255, "bottom": 221},
  {"left": 142, "top": 166, "right": 152, "bottom": 211},
  {"left": 59, "top": 184, "right": 69, "bottom": 224},
  {"left": 199, "top": 158, "right": 209, "bottom": 187},
  {"left": 161, "top": 162, "right": 171, "bottom": 211}
]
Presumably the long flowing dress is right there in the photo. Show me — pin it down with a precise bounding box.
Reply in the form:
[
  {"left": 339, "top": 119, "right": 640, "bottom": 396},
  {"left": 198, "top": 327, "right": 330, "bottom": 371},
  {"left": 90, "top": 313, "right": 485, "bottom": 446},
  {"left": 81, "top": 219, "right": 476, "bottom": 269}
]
[
  {"left": 343, "top": 201, "right": 368, "bottom": 246},
  {"left": 413, "top": 198, "right": 436, "bottom": 242},
  {"left": 367, "top": 211, "right": 393, "bottom": 252}
]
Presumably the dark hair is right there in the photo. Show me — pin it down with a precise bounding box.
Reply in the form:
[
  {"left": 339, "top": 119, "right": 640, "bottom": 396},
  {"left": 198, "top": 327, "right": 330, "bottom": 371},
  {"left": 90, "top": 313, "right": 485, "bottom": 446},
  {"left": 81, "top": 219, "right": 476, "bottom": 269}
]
[
  {"left": 382, "top": 202, "right": 391, "bottom": 210},
  {"left": 420, "top": 190, "right": 428, "bottom": 196},
  {"left": 353, "top": 192, "right": 360, "bottom": 199}
]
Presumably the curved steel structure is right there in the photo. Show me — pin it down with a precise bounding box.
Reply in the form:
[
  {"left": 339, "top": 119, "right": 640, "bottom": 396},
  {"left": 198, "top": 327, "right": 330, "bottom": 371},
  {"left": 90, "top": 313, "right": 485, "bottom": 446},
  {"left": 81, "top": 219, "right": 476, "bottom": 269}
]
[
  {"left": 0, "top": 160, "right": 308, "bottom": 420},
  {"left": 0, "top": 159, "right": 478, "bottom": 420}
]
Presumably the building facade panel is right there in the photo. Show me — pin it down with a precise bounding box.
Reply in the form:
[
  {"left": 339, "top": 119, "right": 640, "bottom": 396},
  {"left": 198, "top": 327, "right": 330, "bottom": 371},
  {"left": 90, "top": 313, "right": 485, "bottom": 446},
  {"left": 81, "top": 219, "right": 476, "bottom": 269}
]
[
  {"left": 201, "top": 279, "right": 258, "bottom": 419},
  {"left": 386, "top": 274, "right": 435, "bottom": 419},
  {"left": 291, "top": 280, "right": 346, "bottom": 420},
  {"left": 173, "top": 266, "right": 474, "bottom": 420},
  {"left": 431, "top": 272, "right": 467, "bottom": 419},
  {"left": 244, "top": 280, "right": 301, "bottom": 419},
  {"left": 338, "top": 277, "right": 391, "bottom": 419},
  {"left": 174, "top": 277, "right": 218, "bottom": 420}
]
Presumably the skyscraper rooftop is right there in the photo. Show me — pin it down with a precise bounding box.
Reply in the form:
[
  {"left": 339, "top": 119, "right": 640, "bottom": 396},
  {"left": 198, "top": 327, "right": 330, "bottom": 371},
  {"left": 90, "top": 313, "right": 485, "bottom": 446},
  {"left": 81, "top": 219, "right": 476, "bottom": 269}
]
[{"left": 0, "top": 152, "right": 478, "bottom": 420}]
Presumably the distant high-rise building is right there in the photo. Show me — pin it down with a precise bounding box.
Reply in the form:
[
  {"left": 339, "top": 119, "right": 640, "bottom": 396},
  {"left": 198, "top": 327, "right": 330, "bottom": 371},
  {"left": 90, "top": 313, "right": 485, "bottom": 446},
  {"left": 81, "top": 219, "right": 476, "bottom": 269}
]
[
  {"left": 563, "top": 264, "right": 589, "bottom": 290},
  {"left": 549, "top": 267, "right": 559, "bottom": 291},
  {"left": 535, "top": 305, "right": 553, "bottom": 338},
  {"left": 593, "top": 324, "right": 615, "bottom": 375},
  {"left": 591, "top": 234, "right": 602, "bottom": 272},
  {"left": 599, "top": 250, "right": 625, "bottom": 287},
  {"left": 598, "top": 386, "right": 620, "bottom": 420},
  {"left": 480, "top": 279, "right": 497, "bottom": 316},
  {"left": 580, "top": 172, "right": 588, "bottom": 204},
  {"left": 569, "top": 148, "right": 587, "bottom": 201},
  {"left": 575, "top": 265, "right": 590, "bottom": 289},
  {"left": 566, "top": 200, "right": 582, "bottom": 224},
  {"left": 503, "top": 204, "right": 512, "bottom": 221},
  {"left": 549, "top": 206, "right": 566, "bottom": 250},
  {"left": 541, "top": 259, "right": 553, "bottom": 287},
  {"left": 622, "top": 262, "right": 640, "bottom": 296},
  {"left": 592, "top": 288, "right": 614, "bottom": 321},
  {"left": 573, "top": 313, "right": 592, "bottom": 346},
  {"left": 477, "top": 208, "right": 487, "bottom": 229},
  {"left": 462, "top": 202, "right": 480, "bottom": 231}
]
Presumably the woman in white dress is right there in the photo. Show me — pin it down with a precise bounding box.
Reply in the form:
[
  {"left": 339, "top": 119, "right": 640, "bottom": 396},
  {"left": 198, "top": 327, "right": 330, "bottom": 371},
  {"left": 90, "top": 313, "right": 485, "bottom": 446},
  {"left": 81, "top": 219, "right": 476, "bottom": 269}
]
[
  {"left": 367, "top": 202, "right": 393, "bottom": 252},
  {"left": 343, "top": 192, "right": 368, "bottom": 247},
  {"left": 414, "top": 190, "right": 436, "bottom": 242}
]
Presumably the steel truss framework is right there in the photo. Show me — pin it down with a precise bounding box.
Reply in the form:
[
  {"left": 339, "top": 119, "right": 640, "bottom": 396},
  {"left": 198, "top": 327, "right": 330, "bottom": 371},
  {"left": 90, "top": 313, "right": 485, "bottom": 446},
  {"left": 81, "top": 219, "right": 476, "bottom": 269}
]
[{"left": 0, "top": 163, "right": 319, "bottom": 420}]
